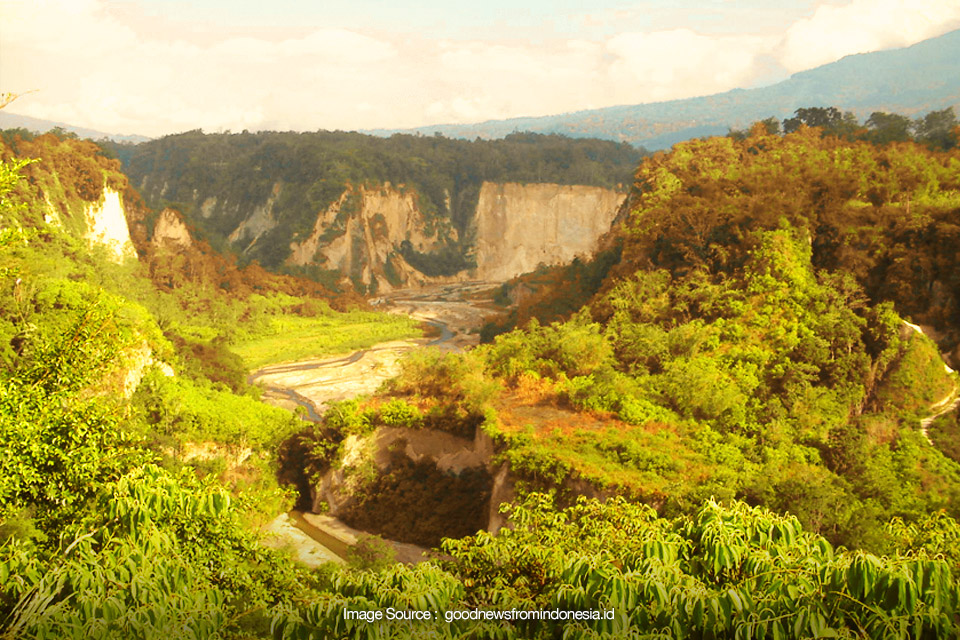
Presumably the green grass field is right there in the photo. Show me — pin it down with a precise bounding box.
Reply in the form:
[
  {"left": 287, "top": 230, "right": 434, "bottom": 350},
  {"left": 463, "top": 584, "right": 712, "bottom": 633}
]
[{"left": 233, "top": 311, "right": 422, "bottom": 369}]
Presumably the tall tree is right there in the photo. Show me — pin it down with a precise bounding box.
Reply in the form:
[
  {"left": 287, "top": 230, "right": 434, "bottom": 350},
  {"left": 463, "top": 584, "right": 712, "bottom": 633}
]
[
  {"left": 783, "top": 107, "right": 859, "bottom": 138},
  {"left": 913, "top": 107, "right": 958, "bottom": 150},
  {"left": 865, "top": 111, "right": 913, "bottom": 144}
]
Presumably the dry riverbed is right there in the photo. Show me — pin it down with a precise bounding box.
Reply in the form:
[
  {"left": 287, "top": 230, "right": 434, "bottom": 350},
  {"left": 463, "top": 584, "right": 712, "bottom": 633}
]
[{"left": 252, "top": 283, "right": 496, "bottom": 418}]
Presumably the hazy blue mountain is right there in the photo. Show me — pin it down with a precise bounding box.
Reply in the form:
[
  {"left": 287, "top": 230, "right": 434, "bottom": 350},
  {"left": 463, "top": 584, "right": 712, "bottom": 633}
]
[
  {"left": 369, "top": 28, "right": 960, "bottom": 150},
  {"left": 0, "top": 111, "right": 151, "bottom": 143}
]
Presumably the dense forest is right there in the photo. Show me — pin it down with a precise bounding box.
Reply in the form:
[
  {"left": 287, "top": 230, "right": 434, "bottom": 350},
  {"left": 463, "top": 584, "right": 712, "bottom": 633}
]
[
  {"left": 488, "top": 106, "right": 960, "bottom": 338},
  {"left": 282, "top": 110, "right": 960, "bottom": 635},
  {"left": 2, "top": 108, "right": 960, "bottom": 639}
]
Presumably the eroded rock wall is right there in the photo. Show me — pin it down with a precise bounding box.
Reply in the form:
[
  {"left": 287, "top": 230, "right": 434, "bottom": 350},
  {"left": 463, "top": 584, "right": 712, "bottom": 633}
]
[
  {"left": 310, "top": 425, "right": 496, "bottom": 546},
  {"left": 472, "top": 182, "right": 625, "bottom": 281},
  {"left": 169, "top": 178, "right": 625, "bottom": 289},
  {"left": 288, "top": 184, "right": 458, "bottom": 292},
  {"left": 229, "top": 182, "right": 281, "bottom": 249}
]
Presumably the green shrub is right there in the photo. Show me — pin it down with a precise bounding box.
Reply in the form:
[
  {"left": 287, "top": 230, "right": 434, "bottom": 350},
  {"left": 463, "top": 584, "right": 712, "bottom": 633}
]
[
  {"left": 378, "top": 398, "right": 423, "bottom": 428},
  {"left": 323, "top": 398, "right": 373, "bottom": 436}
]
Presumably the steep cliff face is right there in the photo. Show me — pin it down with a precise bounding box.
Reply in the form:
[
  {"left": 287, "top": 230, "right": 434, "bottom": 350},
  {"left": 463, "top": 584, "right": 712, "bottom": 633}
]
[
  {"left": 288, "top": 183, "right": 458, "bottom": 292},
  {"left": 1, "top": 134, "right": 147, "bottom": 260},
  {"left": 83, "top": 187, "right": 138, "bottom": 263},
  {"left": 283, "top": 180, "right": 625, "bottom": 289},
  {"left": 136, "top": 172, "right": 628, "bottom": 289},
  {"left": 310, "top": 424, "right": 500, "bottom": 546},
  {"left": 472, "top": 182, "right": 625, "bottom": 282}
]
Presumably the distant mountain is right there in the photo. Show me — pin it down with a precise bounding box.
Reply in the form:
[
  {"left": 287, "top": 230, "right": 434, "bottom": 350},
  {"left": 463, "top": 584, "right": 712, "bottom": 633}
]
[
  {"left": 0, "top": 111, "right": 150, "bottom": 144},
  {"left": 370, "top": 28, "right": 960, "bottom": 150}
]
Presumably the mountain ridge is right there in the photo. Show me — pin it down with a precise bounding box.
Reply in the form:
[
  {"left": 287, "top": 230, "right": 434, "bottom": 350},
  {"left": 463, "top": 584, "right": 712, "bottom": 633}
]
[
  {"left": 367, "top": 28, "right": 960, "bottom": 149},
  {"left": 0, "top": 110, "right": 151, "bottom": 144}
]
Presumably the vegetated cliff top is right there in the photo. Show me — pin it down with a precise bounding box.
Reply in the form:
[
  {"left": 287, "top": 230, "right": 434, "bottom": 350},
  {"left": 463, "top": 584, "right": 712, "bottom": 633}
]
[{"left": 376, "top": 28, "right": 960, "bottom": 149}]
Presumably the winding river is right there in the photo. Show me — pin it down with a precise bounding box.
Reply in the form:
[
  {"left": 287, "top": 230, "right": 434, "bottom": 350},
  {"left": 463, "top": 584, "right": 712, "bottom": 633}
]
[{"left": 251, "top": 282, "right": 492, "bottom": 422}]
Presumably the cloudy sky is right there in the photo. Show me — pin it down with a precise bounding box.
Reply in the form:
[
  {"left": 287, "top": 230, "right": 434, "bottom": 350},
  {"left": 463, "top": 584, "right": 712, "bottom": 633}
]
[{"left": 2, "top": 0, "right": 960, "bottom": 137}]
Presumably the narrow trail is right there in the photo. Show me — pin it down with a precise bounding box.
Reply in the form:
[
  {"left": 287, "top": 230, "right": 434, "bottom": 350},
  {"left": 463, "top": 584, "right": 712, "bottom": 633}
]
[
  {"left": 919, "top": 388, "right": 960, "bottom": 445},
  {"left": 903, "top": 320, "right": 959, "bottom": 446}
]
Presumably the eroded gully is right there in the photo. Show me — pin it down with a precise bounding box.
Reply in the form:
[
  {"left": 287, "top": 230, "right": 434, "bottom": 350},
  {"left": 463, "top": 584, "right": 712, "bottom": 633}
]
[{"left": 256, "top": 283, "right": 494, "bottom": 565}]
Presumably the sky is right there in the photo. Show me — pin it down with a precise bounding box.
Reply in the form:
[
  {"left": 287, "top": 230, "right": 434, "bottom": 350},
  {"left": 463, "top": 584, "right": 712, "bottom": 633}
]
[{"left": 2, "top": 0, "right": 960, "bottom": 137}]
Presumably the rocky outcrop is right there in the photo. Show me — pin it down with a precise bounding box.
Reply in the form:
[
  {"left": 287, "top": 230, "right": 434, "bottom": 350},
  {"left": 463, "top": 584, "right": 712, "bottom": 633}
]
[
  {"left": 152, "top": 208, "right": 192, "bottom": 248},
  {"left": 117, "top": 345, "right": 174, "bottom": 398},
  {"left": 288, "top": 184, "right": 458, "bottom": 292},
  {"left": 178, "top": 441, "right": 254, "bottom": 469},
  {"left": 306, "top": 421, "right": 620, "bottom": 540},
  {"left": 84, "top": 187, "right": 137, "bottom": 263},
  {"left": 42, "top": 193, "right": 63, "bottom": 228},
  {"left": 472, "top": 182, "right": 625, "bottom": 282}
]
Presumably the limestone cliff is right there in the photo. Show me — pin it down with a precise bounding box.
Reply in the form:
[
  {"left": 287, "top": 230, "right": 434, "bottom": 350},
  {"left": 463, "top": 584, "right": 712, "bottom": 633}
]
[
  {"left": 288, "top": 183, "right": 458, "bottom": 292},
  {"left": 472, "top": 182, "right": 625, "bottom": 282},
  {"left": 81, "top": 187, "right": 138, "bottom": 263}
]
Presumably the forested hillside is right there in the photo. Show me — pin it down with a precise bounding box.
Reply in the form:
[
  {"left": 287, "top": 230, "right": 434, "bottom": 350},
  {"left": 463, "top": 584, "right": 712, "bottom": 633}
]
[
  {"left": 273, "top": 119, "right": 960, "bottom": 636},
  {"left": 490, "top": 108, "right": 960, "bottom": 341},
  {"left": 0, "top": 131, "right": 415, "bottom": 637}
]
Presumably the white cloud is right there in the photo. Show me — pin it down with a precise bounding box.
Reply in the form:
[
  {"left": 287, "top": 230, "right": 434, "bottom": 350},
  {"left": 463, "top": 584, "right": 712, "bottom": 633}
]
[
  {"left": 605, "top": 29, "right": 775, "bottom": 101},
  {"left": 0, "top": 0, "right": 403, "bottom": 134},
  {"left": 777, "top": 0, "right": 960, "bottom": 72},
  {"left": 280, "top": 29, "right": 396, "bottom": 62}
]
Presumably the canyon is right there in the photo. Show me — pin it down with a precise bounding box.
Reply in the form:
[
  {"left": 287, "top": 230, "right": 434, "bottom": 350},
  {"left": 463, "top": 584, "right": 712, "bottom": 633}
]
[{"left": 122, "top": 130, "right": 640, "bottom": 293}]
